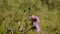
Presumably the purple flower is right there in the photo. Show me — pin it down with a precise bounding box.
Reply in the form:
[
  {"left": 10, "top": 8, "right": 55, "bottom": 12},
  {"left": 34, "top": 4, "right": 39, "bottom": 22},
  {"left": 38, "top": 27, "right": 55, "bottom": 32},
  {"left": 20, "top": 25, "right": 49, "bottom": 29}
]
[
  {"left": 29, "top": 15, "right": 41, "bottom": 33},
  {"left": 29, "top": 15, "right": 35, "bottom": 19},
  {"left": 33, "top": 22, "right": 41, "bottom": 32},
  {"left": 29, "top": 15, "right": 40, "bottom": 23}
]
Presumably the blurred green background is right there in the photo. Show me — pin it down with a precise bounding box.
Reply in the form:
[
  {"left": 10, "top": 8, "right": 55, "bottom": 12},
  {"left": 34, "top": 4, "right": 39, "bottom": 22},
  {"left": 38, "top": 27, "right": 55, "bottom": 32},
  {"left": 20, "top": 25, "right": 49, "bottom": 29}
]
[{"left": 0, "top": 0, "right": 60, "bottom": 34}]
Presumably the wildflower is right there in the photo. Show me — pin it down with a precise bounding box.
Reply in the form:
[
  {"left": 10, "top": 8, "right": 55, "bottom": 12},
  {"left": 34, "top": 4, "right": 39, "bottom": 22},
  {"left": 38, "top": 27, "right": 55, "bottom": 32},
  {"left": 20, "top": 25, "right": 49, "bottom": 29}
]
[
  {"left": 29, "top": 15, "right": 40, "bottom": 23},
  {"left": 29, "top": 15, "right": 41, "bottom": 33},
  {"left": 33, "top": 22, "right": 41, "bottom": 32}
]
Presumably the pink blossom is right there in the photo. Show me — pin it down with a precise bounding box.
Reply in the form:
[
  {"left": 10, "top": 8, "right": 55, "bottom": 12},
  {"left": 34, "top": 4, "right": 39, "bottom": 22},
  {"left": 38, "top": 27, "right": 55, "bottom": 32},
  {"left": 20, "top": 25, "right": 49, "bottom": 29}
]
[
  {"left": 33, "top": 22, "right": 41, "bottom": 32},
  {"left": 29, "top": 15, "right": 40, "bottom": 23},
  {"left": 29, "top": 15, "right": 41, "bottom": 33}
]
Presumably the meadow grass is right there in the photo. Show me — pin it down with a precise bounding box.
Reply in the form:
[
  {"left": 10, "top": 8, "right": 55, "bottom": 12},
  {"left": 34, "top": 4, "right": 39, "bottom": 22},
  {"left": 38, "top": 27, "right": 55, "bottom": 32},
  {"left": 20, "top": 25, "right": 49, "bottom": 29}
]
[{"left": 0, "top": 0, "right": 60, "bottom": 34}]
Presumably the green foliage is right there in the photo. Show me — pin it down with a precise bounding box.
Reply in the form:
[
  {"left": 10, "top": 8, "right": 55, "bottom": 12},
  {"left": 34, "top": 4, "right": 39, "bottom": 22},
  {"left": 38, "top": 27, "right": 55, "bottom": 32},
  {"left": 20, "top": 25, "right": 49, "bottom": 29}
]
[{"left": 0, "top": 0, "right": 60, "bottom": 34}]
